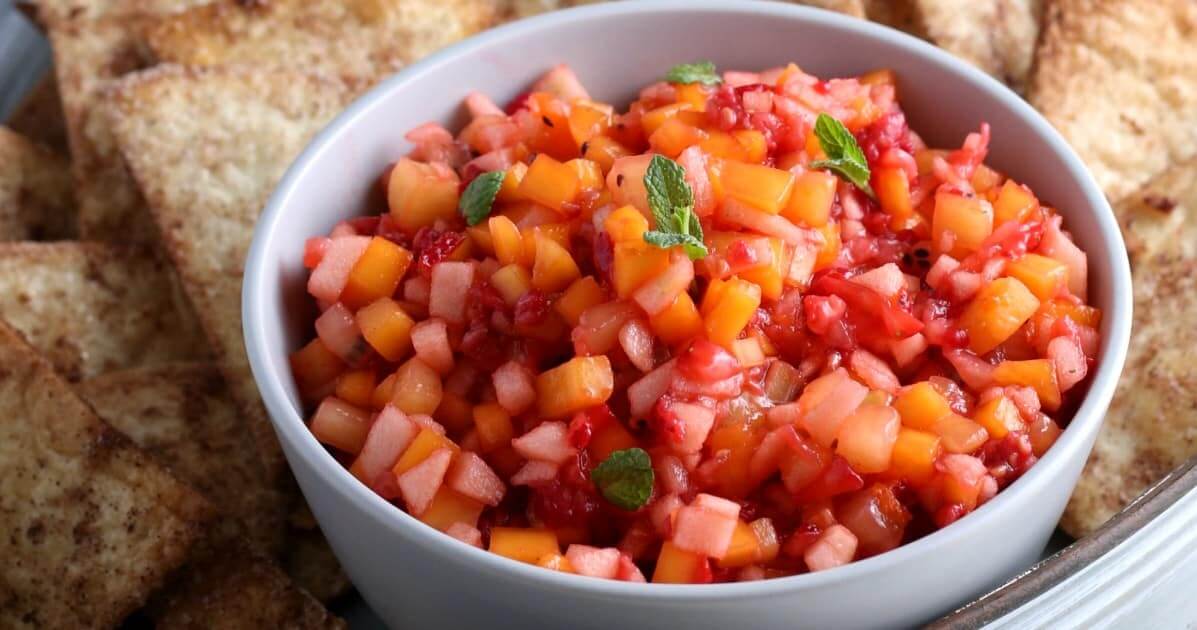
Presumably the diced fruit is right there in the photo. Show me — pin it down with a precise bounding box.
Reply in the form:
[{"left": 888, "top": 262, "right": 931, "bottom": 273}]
[
  {"left": 512, "top": 421, "right": 576, "bottom": 464},
  {"left": 993, "top": 180, "right": 1039, "bottom": 225},
  {"left": 607, "top": 154, "right": 653, "bottom": 213},
  {"left": 653, "top": 542, "right": 710, "bottom": 584},
  {"left": 356, "top": 298, "right": 416, "bottom": 362},
  {"left": 419, "top": 489, "right": 484, "bottom": 531},
  {"left": 429, "top": 262, "right": 476, "bottom": 324},
  {"left": 411, "top": 319, "right": 454, "bottom": 375},
  {"left": 392, "top": 427, "right": 459, "bottom": 476},
  {"left": 490, "top": 264, "right": 532, "bottom": 306},
  {"left": 782, "top": 171, "right": 837, "bottom": 228},
  {"left": 446, "top": 451, "right": 506, "bottom": 506},
  {"left": 490, "top": 528, "right": 561, "bottom": 564},
  {"left": 537, "top": 356, "right": 615, "bottom": 417},
  {"left": 932, "top": 192, "right": 993, "bottom": 258},
  {"left": 972, "top": 396, "right": 1024, "bottom": 439},
  {"left": 889, "top": 428, "right": 941, "bottom": 483},
  {"left": 340, "top": 237, "right": 412, "bottom": 309},
  {"left": 310, "top": 397, "right": 372, "bottom": 454},
  {"left": 668, "top": 402, "right": 716, "bottom": 454},
  {"left": 537, "top": 553, "right": 575, "bottom": 573},
  {"left": 1006, "top": 254, "right": 1067, "bottom": 302},
  {"left": 399, "top": 448, "right": 454, "bottom": 515},
  {"left": 388, "top": 158, "right": 460, "bottom": 232},
  {"left": 555, "top": 276, "right": 606, "bottom": 326},
  {"left": 672, "top": 502, "right": 740, "bottom": 559},
  {"left": 804, "top": 524, "right": 858, "bottom": 572},
  {"left": 613, "top": 242, "right": 671, "bottom": 298},
  {"left": 564, "top": 545, "right": 621, "bottom": 579},
  {"left": 308, "top": 236, "right": 370, "bottom": 303},
  {"left": 489, "top": 216, "right": 525, "bottom": 266},
  {"left": 835, "top": 405, "right": 900, "bottom": 474},
  {"left": 389, "top": 358, "right": 443, "bottom": 415},
  {"left": 993, "top": 359, "right": 1062, "bottom": 411},
  {"left": 649, "top": 292, "right": 704, "bottom": 347},
  {"left": 957, "top": 277, "right": 1040, "bottom": 355},
  {"left": 351, "top": 405, "right": 418, "bottom": 486},
  {"left": 532, "top": 232, "right": 582, "bottom": 292},
  {"left": 719, "top": 161, "right": 795, "bottom": 214},
  {"left": 776, "top": 368, "right": 868, "bottom": 448},
  {"left": 934, "top": 414, "right": 989, "bottom": 453},
  {"left": 703, "top": 278, "right": 761, "bottom": 350},
  {"left": 492, "top": 361, "right": 537, "bottom": 415},
  {"left": 446, "top": 522, "right": 483, "bottom": 547},
  {"left": 291, "top": 338, "right": 345, "bottom": 400}
]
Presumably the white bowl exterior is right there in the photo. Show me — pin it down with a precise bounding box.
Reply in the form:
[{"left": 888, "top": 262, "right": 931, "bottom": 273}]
[{"left": 245, "top": 3, "right": 1132, "bottom": 629}]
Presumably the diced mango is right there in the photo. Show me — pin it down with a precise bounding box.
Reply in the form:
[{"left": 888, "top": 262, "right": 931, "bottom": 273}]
[
  {"left": 392, "top": 427, "right": 459, "bottom": 475},
  {"left": 650, "top": 292, "right": 704, "bottom": 347},
  {"left": 532, "top": 232, "right": 582, "bottom": 292},
  {"left": 738, "top": 237, "right": 785, "bottom": 300},
  {"left": 875, "top": 166, "right": 913, "bottom": 231},
  {"left": 649, "top": 118, "right": 708, "bottom": 158},
  {"left": 605, "top": 205, "right": 650, "bottom": 243},
  {"left": 356, "top": 297, "right": 416, "bottom": 362},
  {"left": 958, "top": 277, "right": 1040, "bottom": 355},
  {"left": 290, "top": 338, "right": 345, "bottom": 400},
  {"left": 566, "top": 158, "right": 604, "bottom": 191},
  {"left": 580, "top": 135, "right": 632, "bottom": 174},
  {"left": 613, "top": 241, "right": 670, "bottom": 298},
  {"left": 993, "top": 180, "right": 1040, "bottom": 226},
  {"left": 536, "top": 553, "right": 576, "bottom": 573},
  {"left": 568, "top": 101, "right": 612, "bottom": 147},
  {"left": 1006, "top": 254, "right": 1068, "bottom": 302},
  {"left": 489, "top": 215, "right": 527, "bottom": 267},
  {"left": 389, "top": 358, "right": 443, "bottom": 415},
  {"left": 489, "top": 527, "right": 561, "bottom": 564},
  {"left": 813, "top": 223, "right": 841, "bottom": 271},
  {"left": 496, "top": 162, "right": 529, "bottom": 203},
  {"left": 890, "top": 428, "right": 941, "bottom": 483},
  {"left": 490, "top": 263, "right": 532, "bottom": 307},
  {"left": 732, "top": 129, "right": 768, "bottom": 164},
  {"left": 653, "top": 542, "right": 707, "bottom": 584},
  {"left": 519, "top": 154, "right": 580, "bottom": 213},
  {"left": 704, "top": 278, "right": 761, "bottom": 350},
  {"left": 893, "top": 382, "right": 953, "bottom": 432},
  {"left": 719, "top": 161, "right": 795, "bottom": 214},
  {"left": 537, "top": 356, "right": 615, "bottom": 417},
  {"left": 700, "top": 131, "right": 750, "bottom": 162},
  {"left": 782, "top": 171, "right": 837, "bottom": 228},
  {"left": 340, "top": 237, "right": 412, "bottom": 309},
  {"left": 335, "top": 370, "right": 377, "bottom": 409},
  {"left": 473, "top": 402, "right": 515, "bottom": 453},
  {"left": 587, "top": 420, "right": 638, "bottom": 463},
  {"left": 466, "top": 224, "right": 494, "bottom": 255},
  {"left": 993, "top": 359, "right": 1062, "bottom": 411},
  {"left": 717, "top": 520, "right": 760, "bottom": 568},
  {"left": 420, "top": 488, "right": 484, "bottom": 531},
  {"left": 555, "top": 276, "right": 607, "bottom": 326},
  {"left": 934, "top": 413, "right": 990, "bottom": 454},
  {"left": 675, "top": 83, "right": 708, "bottom": 110},
  {"left": 641, "top": 103, "right": 694, "bottom": 136},
  {"left": 932, "top": 191, "right": 993, "bottom": 258},
  {"left": 388, "top": 158, "right": 460, "bottom": 233},
  {"left": 972, "top": 396, "right": 1024, "bottom": 439},
  {"left": 971, "top": 164, "right": 1003, "bottom": 194}
]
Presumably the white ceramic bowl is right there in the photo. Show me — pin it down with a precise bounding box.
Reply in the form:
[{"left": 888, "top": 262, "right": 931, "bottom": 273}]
[{"left": 244, "top": 2, "right": 1133, "bottom": 628}]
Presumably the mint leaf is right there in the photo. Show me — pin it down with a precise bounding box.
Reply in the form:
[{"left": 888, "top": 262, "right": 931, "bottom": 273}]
[
  {"left": 458, "top": 170, "right": 505, "bottom": 226},
  {"left": 810, "top": 113, "right": 874, "bottom": 197},
  {"left": 641, "top": 155, "right": 706, "bottom": 260},
  {"left": 665, "top": 61, "right": 722, "bottom": 86},
  {"left": 590, "top": 448, "right": 654, "bottom": 511}
]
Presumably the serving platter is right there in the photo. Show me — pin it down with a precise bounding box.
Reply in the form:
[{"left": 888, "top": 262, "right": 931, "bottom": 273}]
[{"left": 2, "top": 1, "right": 1192, "bottom": 627}]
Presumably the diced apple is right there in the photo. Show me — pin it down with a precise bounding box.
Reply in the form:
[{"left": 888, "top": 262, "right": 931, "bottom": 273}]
[
  {"left": 511, "top": 421, "right": 576, "bottom": 464},
  {"left": 445, "top": 451, "right": 506, "bottom": 506},
  {"left": 565, "top": 545, "right": 621, "bottom": 579},
  {"left": 398, "top": 448, "right": 454, "bottom": 515}
]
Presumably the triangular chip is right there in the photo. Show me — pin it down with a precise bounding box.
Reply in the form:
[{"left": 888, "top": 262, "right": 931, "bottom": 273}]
[
  {"left": 1114, "top": 156, "right": 1197, "bottom": 266},
  {"left": 150, "top": 549, "right": 346, "bottom": 629},
  {"left": 43, "top": 1, "right": 210, "bottom": 241},
  {"left": 0, "top": 242, "right": 207, "bottom": 381},
  {"left": 145, "top": 0, "right": 500, "bottom": 78},
  {"left": 1028, "top": 0, "right": 1197, "bottom": 202},
  {"left": 6, "top": 74, "right": 70, "bottom": 155},
  {"left": 506, "top": 0, "right": 866, "bottom": 19},
  {"left": 906, "top": 0, "right": 1042, "bottom": 91},
  {"left": 77, "top": 363, "right": 287, "bottom": 554},
  {"left": 0, "top": 320, "right": 213, "bottom": 628},
  {"left": 282, "top": 528, "right": 353, "bottom": 604},
  {"left": 110, "top": 64, "right": 363, "bottom": 478},
  {"left": 0, "top": 126, "right": 75, "bottom": 240}
]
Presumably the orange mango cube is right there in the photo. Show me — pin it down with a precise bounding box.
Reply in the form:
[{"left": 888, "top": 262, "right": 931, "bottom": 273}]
[
  {"left": 389, "top": 358, "right": 443, "bottom": 415},
  {"left": 335, "top": 370, "right": 377, "bottom": 409},
  {"left": 388, "top": 158, "right": 460, "bottom": 233},
  {"left": 890, "top": 428, "right": 941, "bottom": 483},
  {"left": 719, "top": 161, "right": 795, "bottom": 214},
  {"left": 732, "top": 129, "right": 768, "bottom": 164},
  {"left": 489, "top": 215, "right": 527, "bottom": 267},
  {"left": 1006, "top": 254, "right": 1068, "bottom": 302},
  {"left": 893, "top": 382, "right": 953, "bottom": 432},
  {"left": 555, "top": 276, "right": 607, "bottom": 326},
  {"left": 993, "top": 359, "right": 1062, "bottom": 411},
  {"left": 958, "top": 277, "right": 1040, "bottom": 355},
  {"left": 874, "top": 166, "right": 913, "bottom": 230},
  {"left": 420, "top": 488, "right": 484, "bottom": 531},
  {"left": 649, "top": 118, "right": 708, "bottom": 158},
  {"left": 993, "top": 180, "right": 1040, "bottom": 225},
  {"left": 489, "top": 527, "right": 560, "bottom": 564},
  {"left": 356, "top": 298, "right": 416, "bottom": 362},
  {"left": 932, "top": 191, "right": 993, "bottom": 258},
  {"left": 473, "top": 403, "right": 515, "bottom": 453},
  {"left": 650, "top": 292, "right": 704, "bottom": 347},
  {"left": 653, "top": 541, "right": 707, "bottom": 584},
  {"left": 496, "top": 162, "right": 529, "bottom": 203},
  {"left": 532, "top": 232, "right": 582, "bottom": 292},
  {"left": 605, "top": 204, "right": 650, "bottom": 243},
  {"left": 490, "top": 263, "right": 533, "bottom": 306},
  {"left": 580, "top": 135, "right": 632, "bottom": 174},
  {"left": 392, "top": 427, "right": 459, "bottom": 476},
  {"left": 613, "top": 241, "right": 670, "bottom": 298},
  {"left": 782, "top": 171, "right": 837, "bottom": 228},
  {"left": 340, "top": 237, "right": 412, "bottom": 309},
  {"left": 703, "top": 278, "right": 761, "bottom": 350},
  {"left": 536, "top": 356, "right": 615, "bottom": 417},
  {"left": 972, "top": 396, "right": 1025, "bottom": 439},
  {"left": 518, "top": 154, "right": 580, "bottom": 213}
]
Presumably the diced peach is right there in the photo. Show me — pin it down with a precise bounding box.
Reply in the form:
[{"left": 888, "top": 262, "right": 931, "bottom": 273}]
[
  {"left": 890, "top": 428, "right": 941, "bottom": 483},
  {"left": 653, "top": 542, "right": 709, "bottom": 584},
  {"left": 411, "top": 319, "right": 454, "bottom": 375},
  {"left": 732, "top": 129, "right": 768, "bottom": 164},
  {"left": 555, "top": 276, "right": 606, "bottom": 326},
  {"left": 419, "top": 488, "right": 484, "bottom": 531},
  {"left": 568, "top": 101, "right": 612, "bottom": 147},
  {"left": 536, "top": 356, "right": 615, "bottom": 417},
  {"left": 958, "top": 277, "right": 1040, "bottom": 355},
  {"left": 649, "top": 118, "right": 708, "bottom": 158},
  {"left": 429, "top": 262, "right": 475, "bottom": 324},
  {"left": 446, "top": 451, "right": 505, "bottom": 506},
  {"left": 490, "top": 264, "right": 532, "bottom": 307},
  {"left": 565, "top": 545, "right": 622, "bottom": 579},
  {"left": 892, "top": 381, "right": 953, "bottom": 431},
  {"left": 718, "top": 520, "right": 761, "bottom": 568},
  {"left": 388, "top": 158, "right": 460, "bottom": 232},
  {"left": 932, "top": 191, "right": 993, "bottom": 258},
  {"left": 804, "top": 524, "right": 857, "bottom": 572},
  {"left": 310, "top": 397, "right": 372, "bottom": 454},
  {"left": 836, "top": 405, "right": 900, "bottom": 473},
  {"left": 993, "top": 359, "right": 1062, "bottom": 411},
  {"left": 470, "top": 403, "right": 514, "bottom": 453},
  {"left": 398, "top": 448, "right": 454, "bottom": 515},
  {"left": 703, "top": 278, "right": 761, "bottom": 350},
  {"left": 719, "top": 161, "right": 794, "bottom": 215},
  {"left": 340, "top": 237, "right": 412, "bottom": 309},
  {"left": 355, "top": 298, "right": 416, "bottom": 362},
  {"left": 389, "top": 358, "right": 443, "bottom": 415},
  {"left": 934, "top": 414, "right": 990, "bottom": 453},
  {"left": 532, "top": 232, "right": 582, "bottom": 292},
  {"left": 489, "top": 528, "right": 561, "bottom": 564},
  {"left": 649, "top": 292, "right": 704, "bottom": 348},
  {"left": 700, "top": 131, "right": 750, "bottom": 162},
  {"left": 308, "top": 235, "right": 371, "bottom": 303}
]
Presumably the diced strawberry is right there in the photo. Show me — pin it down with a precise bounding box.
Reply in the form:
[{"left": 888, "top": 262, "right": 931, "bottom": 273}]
[
  {"left": 398, "top": 448, "right": 454, "bottom": 515},
  {"left": 803, "top": 524, "right": 858, "bottom": 572},
  {"left": 446, "top": 451, "right": 506, "bottom": 506},
  {"left": 565, "top": 545, "right": 621, "bottom": 579},
  {"left": 672, "top": 505, "right": 739, "bottom": 559},
  {"left": 353, "top": 405, "right": 418, "bottom": 486},
  {"left": 445, "top": 522, "right": 483, "bottom": 547},
  {"left": 492, "top": 361, "right": 537, "bottom": 415},
  {"left": 511, "top": 460, "right": 560, "bottom": 486},
  {"left": 308, "top": 235, "right": 370, "bottom": 303},
  {"left": 411, "top": 318, "right": 454, "bottom": 375},
  {"left": 512, "top": 421, "right": 576, "bottom": 464}
]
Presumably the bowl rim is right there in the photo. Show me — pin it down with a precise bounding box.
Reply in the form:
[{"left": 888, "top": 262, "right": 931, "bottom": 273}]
[{"left": 244, "top": 0, "right": 1133, "bottom": 600}]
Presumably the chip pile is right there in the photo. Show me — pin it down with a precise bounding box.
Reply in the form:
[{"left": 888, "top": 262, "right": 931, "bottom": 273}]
[{"left": 0, "top": 0, "right": 1194, "bottom": 625}]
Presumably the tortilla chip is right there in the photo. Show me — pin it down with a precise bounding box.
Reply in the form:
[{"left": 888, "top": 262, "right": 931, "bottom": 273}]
[
  {"left": 907, "top": 0, "right": 1042, "bottom": 91},
  {"left": 0, "top": 127, "right": 75, "bottom": 241},
  {"left": 0, "top": 242, "right": 206, "bottom": 381},
  {"left": 32, "top": 0, "right": 211, "bottom": 22},
  {"left": 1114, "top": 156, "right": 1197, "bottom": 266},
  {"left": 1028, "top": 0, "right": 1197, "bottom": 203},
  {"left": 77, "top": 363, "right": 287, "bottom": 554},
  {"left": 505, "top": 0, "right": 865, "bottom": 19},
  {"left": 6, "top": 74, "right": 71, "bottom": 156},
  {"left": 146, "top": 0, "right": 500, "bottom": 78},
  {"left": 1060, "top": 259, "right": 1197, "bottom": 537},
  {"left": 110, "top": 63, "right": 362, "bottom": 476},
  {"left": 864, "top": 0, "right": 922, "bottom": 33},
  {"left": 283, "top": 528, "right": 353, "bottom": 604},
  {"left": 0, "top": 320, "right": 213, "bottom": 629},
  {"left": 150, "top": 549, "right": 346, "bottom": 629}
]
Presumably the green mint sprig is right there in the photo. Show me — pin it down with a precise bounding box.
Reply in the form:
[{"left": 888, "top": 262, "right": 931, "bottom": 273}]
[
  {"left": 590, "top": 447, "right": 655, "bottom": 511},
  {"left": 458, "top": 170, "right": 505, "bottom": 226},
  {"left": 665, "top": 61, "right": 722, "bottom": 86},
  {"left": 810, "top": 112, "right": 874, "bottom": 197},
  {"left": 642, "top": 154, "right": 707, "bottom": 260}
]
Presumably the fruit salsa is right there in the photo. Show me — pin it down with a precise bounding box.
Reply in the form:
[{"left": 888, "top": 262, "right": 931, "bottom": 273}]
[{"left": 293, "top": 61, "right": 1100, "bottom": 583}]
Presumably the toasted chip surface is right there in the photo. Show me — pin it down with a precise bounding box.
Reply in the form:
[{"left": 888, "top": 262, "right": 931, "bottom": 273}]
[
  {"left": 909, "top": 0, "right": 1042, "bottom": 91},
  {"left": 283, "top": 528, "right": 353, "bottom": 604},
  {"left": 6, "top": 75, "right": 70, "bottom": 156},
  {"left": 151, "top": 549, "right": 346, "bottom": 630},
  {"left": 0, "top": 321, "right": 212, "bottom": 629},
  {"left": 1061, "top": 159, "right": 1197, "bottom": 537},
  {"left": 77, "top": 363, "right": 286, "bottom": 554},
  {"left": 0, "top": 242, "right": 206, "bottom": 381},
  {"left": 505, "top": 0, "right": 865, "bottom": 18},
  {"left": 1029, "top": 0, "right": 1197, "bottom": 202},
  {"left": 146, "top": 0, "right": 500, "bottom": 78},
  {"left": 110, "top": 64, "right": 362, "bottom": 476},
  {"left": 0, "top": 127, "right": 75, "bottom": 241}
]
